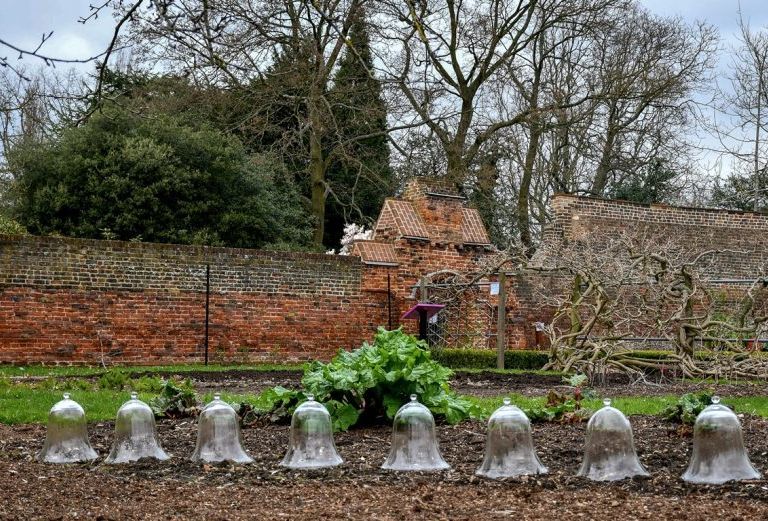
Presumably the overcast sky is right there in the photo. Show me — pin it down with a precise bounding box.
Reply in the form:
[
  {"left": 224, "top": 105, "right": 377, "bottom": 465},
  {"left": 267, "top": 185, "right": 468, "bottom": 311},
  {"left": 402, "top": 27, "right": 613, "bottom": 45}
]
[
  {"left": 2, "top": 1, "right": 768, "bottom": 72},
  {"left": 2, "top": 0, "right": 767, "bottom": 181}
]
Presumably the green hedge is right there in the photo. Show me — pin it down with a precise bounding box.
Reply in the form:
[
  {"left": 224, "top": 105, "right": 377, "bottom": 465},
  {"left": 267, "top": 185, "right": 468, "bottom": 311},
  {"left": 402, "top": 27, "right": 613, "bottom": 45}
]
[
  {"left": 622, "top": 350, "right": 768, "bottom": 361},
  {"left": 432, "top": 348, "right": 768, "bottom": 371},
  {"left": 432, "top": 349, "right": 549, "bottom": 370}
]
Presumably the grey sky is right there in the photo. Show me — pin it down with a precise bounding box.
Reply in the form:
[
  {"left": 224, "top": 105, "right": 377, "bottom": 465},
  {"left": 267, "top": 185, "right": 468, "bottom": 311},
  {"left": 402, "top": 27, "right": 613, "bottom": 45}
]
[
  {"left": 2, "top": 1, "right": 768, "bottom": 71},
  {"left": 2, "top": 0, "right": 767, "bottom": 182},
  {"left": 0, "top": 1, "right": 115, "bottom": 70}
]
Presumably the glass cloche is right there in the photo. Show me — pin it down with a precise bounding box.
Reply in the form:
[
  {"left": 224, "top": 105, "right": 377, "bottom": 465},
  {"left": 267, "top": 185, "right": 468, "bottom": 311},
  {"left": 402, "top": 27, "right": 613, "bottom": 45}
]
[
  {"left": 37, "top": 393, "right": 98, "bottom": 463},
  {"left": 476, "top": 398, "right": 547, "bottom": 479},
  {"left": 281, "top": 394, "right": 343, "bottom": 469},
  {"left": 105, "top": 392, "right": 169, "bottom": 464},
  {"left": 682, "top": 396, "right": 761, "bottom": 484},
  {"left": 578, "top": 399, "right": 648, "bottom": 481},
  {"left": 191, "top": 394, "right": 253, "bottom": 464},
  {"left": 381, "top": 394, "right": 450, "bottom": 471}
]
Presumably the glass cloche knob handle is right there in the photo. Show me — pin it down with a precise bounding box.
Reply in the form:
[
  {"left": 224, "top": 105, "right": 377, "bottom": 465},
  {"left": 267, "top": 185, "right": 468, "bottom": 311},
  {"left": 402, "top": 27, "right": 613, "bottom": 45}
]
[
  {"left": 306, "top": 394, "right": 315, "bottom": 402},
  {"left": 213, "top": 393, "right": 221, "bottom": 401},
  {"left": 503, "top": 397, "right": 511, "bottom": 406},
  {"left": 62, "top": 393, "right": 71, "bottom": 400},
  {"left": 603, "top": 398, "right": 612, "bottom": 407},
  {"left": 130, "top": 392, "right": 138, "bottom": 400},
  {"left": 410, "top": 394, "right": 417, "bottom": 402},
  {"left": 711, "top": 395, "right": 720, "bottom": 405}
]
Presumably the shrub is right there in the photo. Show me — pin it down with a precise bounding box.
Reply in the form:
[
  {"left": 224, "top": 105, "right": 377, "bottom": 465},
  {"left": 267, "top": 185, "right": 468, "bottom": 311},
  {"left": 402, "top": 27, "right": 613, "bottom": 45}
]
[
  {"left": 254, "top": 328, "right": 478, "bottom": 431},
  {"left": 98, "top": 369, "right": 129, "bottom": 390},
  {"left": 130, "top": 375, "right": 165, "bottom": 393},
  {"left": 432, "top": 348, "right": 549, "bottom": 370}
]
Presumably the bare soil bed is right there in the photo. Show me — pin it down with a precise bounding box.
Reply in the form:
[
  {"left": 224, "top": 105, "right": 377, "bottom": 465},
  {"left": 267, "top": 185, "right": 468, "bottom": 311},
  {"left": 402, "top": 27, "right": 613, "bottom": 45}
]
[
  {"left": 148, "top": 369, "right": 768, "bottom": 398},
  {"left": 3, "top": 415, "right": 768, "bottom": 520}
]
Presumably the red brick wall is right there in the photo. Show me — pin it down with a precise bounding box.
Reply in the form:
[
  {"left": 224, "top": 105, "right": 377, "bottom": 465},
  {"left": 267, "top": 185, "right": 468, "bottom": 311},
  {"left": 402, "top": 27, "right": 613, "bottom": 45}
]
[
  {"left": 505, "top": 195, "right": 768, "bottom": 349},
  {"left": 0, "top": 235, "right": 390, "bottom": 365}
]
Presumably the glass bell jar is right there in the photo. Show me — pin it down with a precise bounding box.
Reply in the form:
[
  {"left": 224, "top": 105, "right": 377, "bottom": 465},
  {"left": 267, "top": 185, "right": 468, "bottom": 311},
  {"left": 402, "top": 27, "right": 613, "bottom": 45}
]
[
  {"left": 37, "top": 393, "right": 98, "bottom": 463},
  {"left": 476, "top": 398, "right": 547, "bottom": 479},
  {"left": 682, "top": 396, "right": 761, "bottom": 484},
  {"left": 578, "top": 399, "right": 648, "bottom": 481},
  {"left": 191, "top": 394, "right": 253, "bottom": 464},
  {"left": 280, "top": 394, "right": 343, "bottom": 469},
  {"left": 381, "top": 394, "right": 450, "bottom": 471},
  {"left": 105, "top": 392, "right": 169, "bottom": 464}
]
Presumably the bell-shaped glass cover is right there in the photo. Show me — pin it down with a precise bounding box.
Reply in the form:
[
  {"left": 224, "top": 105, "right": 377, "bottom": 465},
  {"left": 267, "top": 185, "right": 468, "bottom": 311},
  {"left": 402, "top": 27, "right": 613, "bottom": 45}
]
[
  {"left": 191, "top": 394, "right": 253, "bottom": 464},
  {"left": 682, "top": 396, "right": 761, "bottom": 484},
  {"left": 37, "top": 393, "right": 98, "bottom": 463},
  {"left": 476, "top": 398, "right": 547, "bottom": 479},
  {"left": 381, "top": 394, "right": 450, "bottom": 471},
  {"left": 578, "top": 399, "right": 648, "bottom": 481},
  {"left": 105, "top": 392, "right": 169, "bottom": 464},
  {"left": 280, "top": 394, "right": 343, "bottom": 469}
]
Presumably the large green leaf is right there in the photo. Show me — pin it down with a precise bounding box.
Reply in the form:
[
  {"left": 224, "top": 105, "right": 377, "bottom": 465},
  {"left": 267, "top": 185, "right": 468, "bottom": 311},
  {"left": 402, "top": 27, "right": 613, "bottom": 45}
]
[{"left": 257, "top": 328, "right": 472, "bottom": 430}]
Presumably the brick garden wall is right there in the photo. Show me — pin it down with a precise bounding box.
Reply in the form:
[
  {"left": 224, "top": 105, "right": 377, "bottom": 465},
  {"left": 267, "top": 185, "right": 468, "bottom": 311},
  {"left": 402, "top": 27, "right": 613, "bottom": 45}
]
[
  {"left": 3, "top": 191, "right": 767, "bottom": 364},
  {"left": 0, "top": 235, "right": 390, "bottom": 365},
  {"left": 504, "top": 195, "right": 768, "bottom": 349}
]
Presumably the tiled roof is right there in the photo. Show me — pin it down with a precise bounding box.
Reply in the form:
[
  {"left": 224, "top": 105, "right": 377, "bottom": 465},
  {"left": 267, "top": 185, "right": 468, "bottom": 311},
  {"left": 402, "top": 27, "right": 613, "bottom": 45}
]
[
  {"left": 385, "top": 200, "right": 430, "bottom": 239},
  {"left": 354, "top": 241, "right": 399, "bottom": 265},
  {"left": 461, "top": 208, "right": 491, "bottom": 245}
]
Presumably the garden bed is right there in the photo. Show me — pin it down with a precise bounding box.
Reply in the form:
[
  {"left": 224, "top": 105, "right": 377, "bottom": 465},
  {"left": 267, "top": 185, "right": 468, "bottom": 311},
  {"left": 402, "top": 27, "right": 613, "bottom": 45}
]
[
  {"left": 2, "top": 416, "right": 768, "bottom": 519},
  {"left": 147, "top": 369, "right": 768, "bottom": 398}
]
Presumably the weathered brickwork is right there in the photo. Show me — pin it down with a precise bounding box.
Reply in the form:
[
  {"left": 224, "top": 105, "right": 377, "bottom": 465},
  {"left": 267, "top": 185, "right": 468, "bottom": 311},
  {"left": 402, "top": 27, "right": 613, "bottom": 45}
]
[
  {"left": 3, "top": 186, "right": 766, "bottom": 364},
  {"left": 0, "top": 235, "right": 389, "bottom": 364},
  {"left": 506, "top": 195, "right": 768, "bottom": 348}
]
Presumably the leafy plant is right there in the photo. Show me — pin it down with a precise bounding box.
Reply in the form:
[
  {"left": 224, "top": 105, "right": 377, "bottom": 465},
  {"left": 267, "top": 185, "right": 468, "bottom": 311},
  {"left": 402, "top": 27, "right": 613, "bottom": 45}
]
[
  {"left": 149, "top": 379, "right": 198, "bottom": 418},
  {"left": 130, "top": 375, "right": 165, "bottom": 393},
  {"left": 34, "top": 377, "right": 92, "bottom": 392},
  {"left": 662, "top": 392, "right": 713, "bottom": 425},
  {"left": 523, "top": 389, "right": 592, "bottom": 423},
  {"left": 523, "top": 376, "right": 592, "bottom": 423},
  {"left": 98, "top": 369, "right": 129, "bottom": 390},
  {"left": 253, "top": 328, "right": 478, "bottom": 430}
]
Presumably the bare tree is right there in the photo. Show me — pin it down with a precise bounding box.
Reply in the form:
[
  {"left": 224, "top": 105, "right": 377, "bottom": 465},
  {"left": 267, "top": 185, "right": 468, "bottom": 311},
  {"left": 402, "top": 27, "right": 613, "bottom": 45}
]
[
  {"left": 531, "top": 229, "right": 768, "bottom": 380},
  {"left": 710, "top": 14, "right": 768, "bottom": 212},
  {"left": 491, "top": 3, "right": 715, "bottom": 251},
  {"left": 378, "top": 0, "right": 619, "bottom": 188}
]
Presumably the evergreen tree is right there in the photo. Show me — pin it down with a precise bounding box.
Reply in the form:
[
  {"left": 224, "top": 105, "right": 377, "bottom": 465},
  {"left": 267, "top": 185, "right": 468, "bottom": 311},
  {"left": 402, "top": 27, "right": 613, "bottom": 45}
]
[
  {"left": 608, "top": 159, "right": 678, "bottom": 204},
  {"left": 711, "top": 169, "right": 768, "bottom": 212},
  {"left": 325, "top": 12, "right": 392, "bottom": 248},
  {"left": 8, "top": 105, "right": 311, "bottom": 249}
]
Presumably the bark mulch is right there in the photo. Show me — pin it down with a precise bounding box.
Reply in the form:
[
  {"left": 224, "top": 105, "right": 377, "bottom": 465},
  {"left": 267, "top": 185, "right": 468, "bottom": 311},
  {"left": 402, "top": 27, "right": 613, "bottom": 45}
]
[{"left": 3, "top": 415, "right": 768, "bottom": 520}]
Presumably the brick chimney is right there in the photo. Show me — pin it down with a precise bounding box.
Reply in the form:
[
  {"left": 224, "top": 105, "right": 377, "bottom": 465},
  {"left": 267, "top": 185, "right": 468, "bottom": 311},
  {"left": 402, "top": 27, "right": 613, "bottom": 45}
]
[{"left": 402, "top": 177, "right": 466, "bottom": 244}]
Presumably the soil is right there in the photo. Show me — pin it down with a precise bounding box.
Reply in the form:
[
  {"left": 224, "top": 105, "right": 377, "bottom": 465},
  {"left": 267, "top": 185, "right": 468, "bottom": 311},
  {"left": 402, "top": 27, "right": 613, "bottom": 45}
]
[
  {"left": 22, "top": 368, "right": 768, "bottom": 397},
  {"left": 142, "top": 369, "right": 768, "bottom": 398},
  {"left": 3, "top": 415, "right": 768, "bottom": 520}
]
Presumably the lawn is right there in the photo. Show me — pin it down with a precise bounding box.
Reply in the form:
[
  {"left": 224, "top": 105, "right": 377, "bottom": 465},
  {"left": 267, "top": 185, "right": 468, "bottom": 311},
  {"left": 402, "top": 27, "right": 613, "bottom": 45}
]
[
  {"left": 0, "top": 362, "right": 306, "bottom": 378},
  {"left": 5, "top": 377, "right": 768, "bottom": 424}
]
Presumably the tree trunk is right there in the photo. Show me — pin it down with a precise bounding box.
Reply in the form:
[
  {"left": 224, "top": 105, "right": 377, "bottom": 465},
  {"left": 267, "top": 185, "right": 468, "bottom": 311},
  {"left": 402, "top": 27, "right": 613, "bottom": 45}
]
[
  {"left": 445, "top": 147, "right": 467, "bottom": 190},
  {"left": 518, "top": 122, "right": 542, "bottom": 255},
  {"left": 591, "top": 109, "right": 619, "bottom": 196},
  {"left": 308, "top": 98, "right": 326, "bottom": 247}
]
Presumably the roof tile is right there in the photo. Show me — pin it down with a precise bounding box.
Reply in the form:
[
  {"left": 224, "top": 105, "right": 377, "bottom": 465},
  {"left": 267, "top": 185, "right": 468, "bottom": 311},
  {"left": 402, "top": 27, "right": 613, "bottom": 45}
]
[
  {"left": 354, "top": 241, "right": 399, "bottom": 265},
  {"left": 461, "top": 208, "right": 491, "bottom": 245}
]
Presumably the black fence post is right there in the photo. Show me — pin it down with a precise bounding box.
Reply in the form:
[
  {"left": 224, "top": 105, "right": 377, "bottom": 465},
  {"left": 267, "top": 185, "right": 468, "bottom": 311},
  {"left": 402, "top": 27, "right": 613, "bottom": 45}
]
[{"left": 204, "top": 264, "right": 210, "bottom": 366}]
